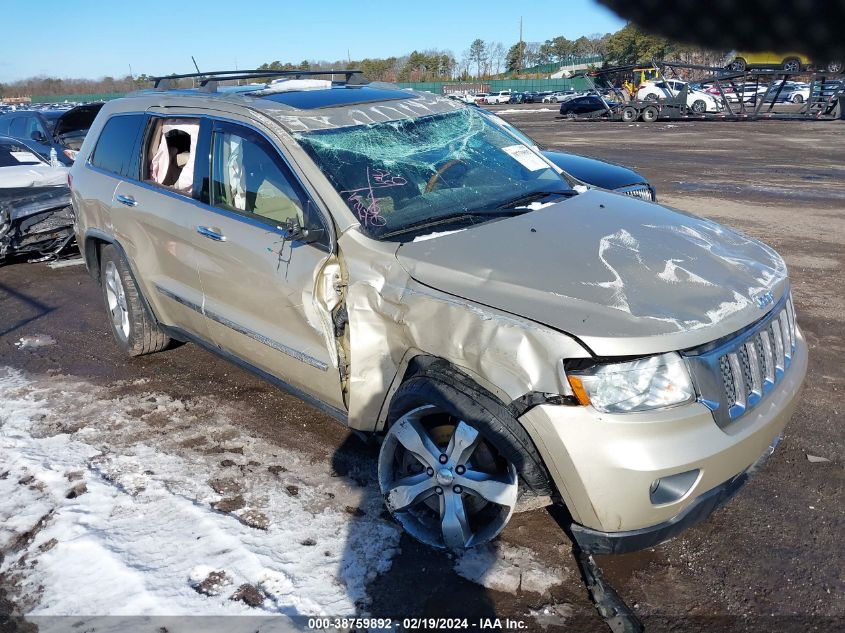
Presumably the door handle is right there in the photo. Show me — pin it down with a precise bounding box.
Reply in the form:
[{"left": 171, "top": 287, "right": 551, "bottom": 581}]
[
  {"left": 197, "top": 226, "right": 226, "bottom": 242},
  {"left": 115, "top": 194, "right": 137, "bottom": 207}
]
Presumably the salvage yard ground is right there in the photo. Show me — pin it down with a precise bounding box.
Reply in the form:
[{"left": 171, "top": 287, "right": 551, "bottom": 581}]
[{"left": 1, "top": 113, "right": 843, "bottom": 632}]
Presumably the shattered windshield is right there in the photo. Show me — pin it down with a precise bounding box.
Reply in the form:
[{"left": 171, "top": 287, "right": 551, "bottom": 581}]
[{"left": 296, "top": 108, "right": 576, "bottom": 240}]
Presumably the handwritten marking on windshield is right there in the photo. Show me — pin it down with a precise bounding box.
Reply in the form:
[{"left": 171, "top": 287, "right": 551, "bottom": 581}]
[{"left": 341, "top": 167, "right": 406, "bottom": 228}]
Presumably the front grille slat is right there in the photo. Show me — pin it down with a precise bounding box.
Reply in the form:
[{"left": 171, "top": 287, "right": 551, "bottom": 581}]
[{"left": 706, "top": 294, "right": 796, "bottom": 424}]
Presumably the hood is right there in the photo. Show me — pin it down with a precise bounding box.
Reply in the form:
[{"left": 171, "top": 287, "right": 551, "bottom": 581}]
[
  {"left": 0, "top": 165, "right": 68, "bottom": 190},
  {"left": 54, "top": 103, "right": 104, "bottom": 139},
  {"left": 542, "top": 151, "right": 646, "bottom": 190},
  {"left": 396, "top": 190, "right": 788, "bottom": 356}
]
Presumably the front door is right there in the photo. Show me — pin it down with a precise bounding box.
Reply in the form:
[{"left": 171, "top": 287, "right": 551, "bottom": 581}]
[{"left": 193, "top": 119, "right": 344, "bottom": 411}]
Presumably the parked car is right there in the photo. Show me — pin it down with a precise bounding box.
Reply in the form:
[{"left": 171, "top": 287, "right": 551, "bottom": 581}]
[
  {"left": 71, "top": 75, "right": 806, "bottom": 554},
  {"left": 559, "top": 95, "right": 618, "bottom": 116},
  {"left": 637, "top": 80, "right": 721, "bottom": 113},
  {"left": 473, "top": 93, "right": 489, "bottom": 104},
  {"left": 0, "top": 137, "right": 74, "bottom": 262},
  {"left": 476, "top": 109, "right": 656, "bottom": 201},
  {"left": 484, "top": 90, "right": 512, "bottom": 105},
  {"left": 727, "top": 51, "right": 813, "bottom": 72},
  {"left": 508, "top": 92, "right": 525, "bottom": 104},
  {"left": 0, "top": 103, "right": 103, "bottom": 165},
  {"left": 522, "top": 91, "right": 538, "bottom": 103}
]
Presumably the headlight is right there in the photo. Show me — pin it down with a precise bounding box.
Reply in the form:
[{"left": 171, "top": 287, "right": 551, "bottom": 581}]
[{"left": 566, "top": 352, "right": 694, "bottom": 413}]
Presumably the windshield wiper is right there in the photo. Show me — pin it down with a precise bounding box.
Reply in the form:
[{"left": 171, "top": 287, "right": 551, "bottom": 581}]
[
  {"left": 496, "top": 189, "right": 577, "bottom": 210},
  {"left": 380, "top": 209, "right": 527, "bottom": 240}
]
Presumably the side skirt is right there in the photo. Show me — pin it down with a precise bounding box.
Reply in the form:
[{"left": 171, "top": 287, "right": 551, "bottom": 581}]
[{"left": 161, "top": 325, "right": 349, "bottom": 425}]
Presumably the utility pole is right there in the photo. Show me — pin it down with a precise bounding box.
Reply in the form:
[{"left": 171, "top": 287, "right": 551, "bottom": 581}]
[{"left": 518, "top": 16, "right": 523, "bottom": 72}]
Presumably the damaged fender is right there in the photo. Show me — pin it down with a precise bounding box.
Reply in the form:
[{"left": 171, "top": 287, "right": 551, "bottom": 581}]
[{"left": 336, "top": 228, "right": 590, "bottom": 432}]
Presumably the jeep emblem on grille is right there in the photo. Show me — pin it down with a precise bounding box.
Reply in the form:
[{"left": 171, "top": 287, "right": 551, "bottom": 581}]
[{"left": 753, "top": 290, "right": 775, "bottom": 309}]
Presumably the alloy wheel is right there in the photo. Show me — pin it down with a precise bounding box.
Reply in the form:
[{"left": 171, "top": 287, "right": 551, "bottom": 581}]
[
  {"left": 104, "top": 261, "right": 130, "bottom": 340},
  {"left": 378, "top": 405, "right": 518, "bottom": 550}
]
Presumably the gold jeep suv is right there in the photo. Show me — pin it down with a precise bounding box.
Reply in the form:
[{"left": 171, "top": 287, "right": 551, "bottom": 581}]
[{"left": 70, "top": 70, "right": 807, "bottom": 553}]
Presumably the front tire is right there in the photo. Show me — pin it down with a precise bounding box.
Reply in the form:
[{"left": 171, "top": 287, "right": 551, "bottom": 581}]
[
  {"left": 378, "top": 363, "right": 550, "bottom": 550},
  {"left": 100, "top": 244, "right": 170, "bottom": 356},
  {"left": 792, "top": 93, "right": 804, "bottom": 104},
  {"left": 621, "top": 106, "right": 638, "bottom": 122},
  {"left": 826, "top": 61, "right": 843, "bottom": 73}
]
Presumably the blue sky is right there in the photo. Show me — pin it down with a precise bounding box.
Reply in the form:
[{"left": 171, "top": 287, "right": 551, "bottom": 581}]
[{"left": 0, "top": 0, "right": 625, "bottom": 82}]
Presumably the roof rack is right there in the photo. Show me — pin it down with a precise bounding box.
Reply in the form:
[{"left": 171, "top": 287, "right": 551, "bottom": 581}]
[{"left": 151, "top": 69, "right": 366, "bottom": 91}]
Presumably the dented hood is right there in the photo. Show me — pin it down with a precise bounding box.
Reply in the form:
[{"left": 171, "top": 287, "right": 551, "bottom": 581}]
[{"left": 396, "top": 190, "right": 788, "bottom": 356}]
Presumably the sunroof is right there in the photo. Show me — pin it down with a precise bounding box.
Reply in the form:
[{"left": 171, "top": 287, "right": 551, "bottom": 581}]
[{"left": 256, "top": 86, "right": 415, "bottom": 109}]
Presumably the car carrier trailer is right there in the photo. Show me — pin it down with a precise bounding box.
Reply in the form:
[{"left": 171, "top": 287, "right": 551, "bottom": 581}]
[{"left": 570, "top": 61, "right": 843, "bottom": 122}]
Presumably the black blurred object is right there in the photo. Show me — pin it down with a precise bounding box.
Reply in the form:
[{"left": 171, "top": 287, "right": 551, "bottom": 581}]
[{"left": 599, "top": 0, "right": 845, "bottom": 62}]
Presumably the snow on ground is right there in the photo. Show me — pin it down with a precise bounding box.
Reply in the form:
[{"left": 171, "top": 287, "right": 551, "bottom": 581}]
[
  {"left": 0, "top": 367, "right": 400, "bottom": 616},
  {"left": 454, "top": 542, "right": 567, "bottom": 594},
  {"left": 0, "top": 366, "right": 565, "bottom": 619},
  {"left": 494, "top": 108, "right": 554, "bottom": 115}
]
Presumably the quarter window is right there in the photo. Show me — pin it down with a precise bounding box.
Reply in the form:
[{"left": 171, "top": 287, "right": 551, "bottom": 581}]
[{"left": 91, "top": 114, "right": 146, "bottom": 177}]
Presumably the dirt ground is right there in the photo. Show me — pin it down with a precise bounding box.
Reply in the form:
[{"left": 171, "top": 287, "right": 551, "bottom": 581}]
[{"left": 1, "top": 109, "right": 843, "bottom": 632}]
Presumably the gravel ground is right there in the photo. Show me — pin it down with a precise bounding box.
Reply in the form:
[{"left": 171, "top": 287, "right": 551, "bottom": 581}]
[{"left": 1, "top": 110, "right": 842, "bottom": 632}]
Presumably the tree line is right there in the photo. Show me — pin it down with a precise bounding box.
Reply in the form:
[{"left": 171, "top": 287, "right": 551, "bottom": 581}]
[{"left": 0, "top": 25, "right": 726, "bottom": 99}]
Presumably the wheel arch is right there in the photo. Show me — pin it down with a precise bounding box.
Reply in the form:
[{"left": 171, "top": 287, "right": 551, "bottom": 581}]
[{"left": 82, "top": 230, "right": 164, "bottom": 328}]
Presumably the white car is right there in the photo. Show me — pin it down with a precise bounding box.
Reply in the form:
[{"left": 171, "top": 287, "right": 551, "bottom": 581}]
[
  {"left": 637, "top": 80, "right": 721, "bottom": 113},
  {"left": 484, "top": 90, "right": 512, "bottom": 105},
  {"left": 0, "top": 137, "right": 68, "bottom": 188}
]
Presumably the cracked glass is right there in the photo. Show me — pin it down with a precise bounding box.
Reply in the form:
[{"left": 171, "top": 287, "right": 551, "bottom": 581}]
[{"left": 295, "top": 109, "right": 575, "bottom": 240}]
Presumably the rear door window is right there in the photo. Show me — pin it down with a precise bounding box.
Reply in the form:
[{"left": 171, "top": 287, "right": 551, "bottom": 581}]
[{"left": 90, "top": 113, "right": 147, "bottom": 177}]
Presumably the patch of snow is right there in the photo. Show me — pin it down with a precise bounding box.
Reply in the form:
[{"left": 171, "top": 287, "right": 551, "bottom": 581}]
[
  {"left": 454, "top": 542, "right": 565, "bottom": 594},
  {"left": 14, "top": 334, "right": 56, "bottom": 350},
  {"left": 0, "top": 368, "right": 401, "bottom": 616},
  {"left": 527, "top": 603, "right": 575, "bottom": 629}
]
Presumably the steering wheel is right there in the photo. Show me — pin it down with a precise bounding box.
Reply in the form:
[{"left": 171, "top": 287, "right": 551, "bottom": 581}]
[{"left": 424, "top": 160, "right": 465, "bottom": 193}]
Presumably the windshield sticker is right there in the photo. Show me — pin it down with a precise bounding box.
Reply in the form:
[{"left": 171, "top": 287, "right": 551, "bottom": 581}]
[
  {"left": 11, "top": 151, "right": 41, "bottom": 164},
  {"left": 501, "top": 145, "right": 549, "bottom": 172},
  {"left": 340, "top": 167, "right": 407, "bottom": 228}
]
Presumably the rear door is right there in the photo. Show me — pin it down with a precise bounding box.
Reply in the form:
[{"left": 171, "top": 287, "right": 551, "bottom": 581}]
[
  {"left": 107, "top": 112, "right": 209, "bottom": 338},
  {"left": 191, "top": 118, "right": 345, "bottom": 411}
]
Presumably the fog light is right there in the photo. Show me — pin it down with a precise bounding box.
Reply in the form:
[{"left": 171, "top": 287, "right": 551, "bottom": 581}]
[{"left": 649, "top": 469, "right": 700, "bottom": 505}]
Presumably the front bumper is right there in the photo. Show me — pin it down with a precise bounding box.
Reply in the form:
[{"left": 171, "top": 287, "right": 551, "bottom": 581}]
[{"left": 518, "top": 330, "right": 807, "bottom": 551}]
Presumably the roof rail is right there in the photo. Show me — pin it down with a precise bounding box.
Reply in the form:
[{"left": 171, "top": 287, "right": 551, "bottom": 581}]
[{"left": 151, "top": 69, "right": 366, "bottom": 90}]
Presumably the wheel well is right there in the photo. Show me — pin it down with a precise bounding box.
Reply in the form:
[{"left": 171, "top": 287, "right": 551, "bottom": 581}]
[{"left": 83, "top": 236, "right": 109, "bottom": 285}]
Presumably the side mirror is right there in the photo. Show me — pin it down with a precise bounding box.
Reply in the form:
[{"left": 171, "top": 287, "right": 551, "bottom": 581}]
[{"left": 283, "top": 217, "right": 324, "bottom": 245}]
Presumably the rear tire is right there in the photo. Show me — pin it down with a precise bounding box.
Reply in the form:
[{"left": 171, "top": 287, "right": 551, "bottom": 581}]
[
  {"left": 827, "top": 61, "right": 843, "bottom": 73},
  {"left": 640, "top": 105, "right": 659, "bottom": 122},
  {"left": 782, "top": 58, "right": 801, "bottom": 73},
  {"left": 691, "top": 99, "right": 707, "bottom": 113},
  {"left": 792, "top": 93, "right": 804, "bottom": 104},
  {"left": 729, "top": 58, "right": 746, "bottom": 72},
  {"left": 100, "top": 244, "right": 170, "bottom": 356}
]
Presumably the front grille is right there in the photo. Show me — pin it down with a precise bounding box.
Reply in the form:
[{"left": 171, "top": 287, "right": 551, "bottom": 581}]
[
  {"left": 685, "top": 292, "right": 797, "bottom": 427},
  {"left": 618, "top": 185, "right": 655, "bottom": 201}
]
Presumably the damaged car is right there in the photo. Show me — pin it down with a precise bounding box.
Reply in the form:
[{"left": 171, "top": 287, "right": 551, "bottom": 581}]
[
  {"left": 0, "top": 137, "right": 74, "bottom": 263},
  {"left": 0, "top": 102, "right": 104, "bottom": 165},
  {"left": 70, "top": 72, "right": 806, "bottom": 554}
]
